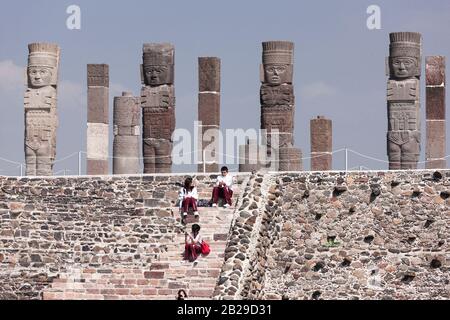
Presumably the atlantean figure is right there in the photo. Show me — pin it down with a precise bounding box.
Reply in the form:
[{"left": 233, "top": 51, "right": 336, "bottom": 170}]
[
  {"left": 260, "top": 41, "right": 302, "bottom": 171},
  {"left": 141, "top": 43, "right": 175, "bottom": 173},
  {"left": 24, "top": 43, "right": 60, "bottom": 176},
  {"left": 386, "top": 32, "right": 422, "bottom": 170}
]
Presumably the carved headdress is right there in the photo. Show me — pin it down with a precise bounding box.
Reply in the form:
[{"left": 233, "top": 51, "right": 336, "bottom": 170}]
[{"left": 27, "top": 43, "right": 60, "bottom": 86}]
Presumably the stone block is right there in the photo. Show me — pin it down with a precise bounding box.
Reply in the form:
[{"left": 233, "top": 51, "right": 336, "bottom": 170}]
[
  {"left": 87, "top": 64, "right": 109, "bottom": 87},
  {"left": 426, "top": 120, "right": 446, "bottom": 159},
  {"left": 88, "top": 87, "right": 109, "bottom": 124},
  {"left": 426, "top": 87, "right": 446, "bottom": 120},
  {"left": 311, "top": 117, "right": 332, "bottom": 153},
  {"left": 199, "top": 57, "right": 221, "bottom": 92},
  {"left": 87, "top": 159, "right": 108, "bottom": 175},
  {"left": 426, "top": 56, "right": 445, "bottom": 86},
  {"left": 198, "top": 93, "right": 220, "bottom": 126},
  {"left": 311, "top": 153, "right": 332, "bottom": 171}
]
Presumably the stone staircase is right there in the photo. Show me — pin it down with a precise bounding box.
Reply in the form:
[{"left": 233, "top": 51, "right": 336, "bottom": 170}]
[{"left": 42, "top": 206, "right": 235, "bottom": 300}]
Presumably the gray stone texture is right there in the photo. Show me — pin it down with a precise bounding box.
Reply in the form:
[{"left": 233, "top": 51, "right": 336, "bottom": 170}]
[
  {"left": 260, "top": 41, "right": 301, "bottom": 171},
  {"left": 387, "top": 32, "right": 422, "bottom": 170},
  {"left": 0, "top": 173, "right": 249, "bottom": 300},
  {"left": 199, "top": 57, "right": 221, "bottom": 92},
  {"left": 311, "top": 116, "right": 333, "bottom": 171},
  {"left": 87, "top": 64, "right": 109, "bottom": 175},
  {"left": 425, "top": 56, "right": 446, "bottom": 169},
  {"left": 214, "top": 170, "right": 450, "bottom": 300},
  {"left": 87, "top": 64, "right": 110, "bottom": 88},
  {"left": 239, "top": 140, "right": 261, "bottom": 172},
  {"left": 141, "top": 44, "right": 176, "bottom": 174},
  {"left": 198, "top": 57, "right": 221, "bottom": 173},
  {"left": 113, "top": 92, "right": 141, "bottom": 175},
  {"left": 24, "top": 43, "right": 60, "bottom": 176}
]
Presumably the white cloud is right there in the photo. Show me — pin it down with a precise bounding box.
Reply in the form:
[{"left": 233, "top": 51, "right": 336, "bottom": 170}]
[
  {"left": 0, "top": 60, "right": 25, "bottom": 92},
  {"left": 59, "top": 80, "right": 85, "bottom": 110},
  {"left": 300, "top": 82, "right": 338, "bottom": 100}
]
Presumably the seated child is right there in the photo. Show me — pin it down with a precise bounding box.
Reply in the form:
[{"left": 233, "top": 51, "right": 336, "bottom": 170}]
[
  {"left": 184, "top": 224, "right": 203, "bottom": 262},
  {"left": 179, "top": 177, "right": 199, "bottom": 218},
  {"left": 212, "top": 166, "right": 233, "bottom": 208}
]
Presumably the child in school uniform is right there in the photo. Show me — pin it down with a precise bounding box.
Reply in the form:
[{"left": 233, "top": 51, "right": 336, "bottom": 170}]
[
  {"left": 211, "top": 166, "right": 233, "bottom": 208},
  {"left": 184, "top": 224, "right": 203, "bottom": 262},
  {"left": 179, "top": 177, "right": 199, "bottom": 218}
]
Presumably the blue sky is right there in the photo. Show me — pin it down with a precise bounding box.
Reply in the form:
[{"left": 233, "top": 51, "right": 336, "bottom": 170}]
[{"left": 0, "top": 0, "right": 449, "bottom": 174}]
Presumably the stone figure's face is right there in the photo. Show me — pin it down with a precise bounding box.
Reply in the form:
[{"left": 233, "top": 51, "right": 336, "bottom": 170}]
[
  {"left": 144, "top": 65, "right": 170, "bottom": 86},
  {"left": 264, "top": 64, "right": 290, "bottom": 85},
  {"left": 28, "top": 66, "right": 53, "bottom": 87},
  {"left": 390, "top": 57, "right": 418, "bottom": 79}
]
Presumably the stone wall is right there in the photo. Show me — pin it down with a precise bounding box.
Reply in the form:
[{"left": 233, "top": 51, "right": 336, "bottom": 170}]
[
  {"left": 1, "top": 170, "right": 449, "bottom": 300},
  {"left": 218, "top": 170, "right": 449, "bottom": 300},
  {"left": 0, "top": 174, "right": 248, "bottom": 299}
]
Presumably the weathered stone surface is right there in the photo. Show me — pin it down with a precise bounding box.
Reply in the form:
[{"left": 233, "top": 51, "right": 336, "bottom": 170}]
[
  {"left": 426, "top": 87, "right": 446, "bottom": 120},
  {"left": 87, "top": 64, "right": 109, "bottom": 88},
  {"left": 311, "top": 116, "right": 332, "bottom": 171},
  {"left": 239, "top": 140, "right": 261, "bottom": 173},
  {"left": 141, "top": 44, "right": 176, "bottom": 174},
  {"left": 426, "top": 56, "right": 445, "bottom": 86},
  {"left": 86, "top": 159, "right": 109, "bottom": 176},
  {"left": 113, "top": 92, "right": 140, "bottom": 175},
  {"left": 198, "top": 58, "right": 221, "bottom": 173},
  {"left": 0, "top": 173, "right": 250, "bottom": 300},
  {"left": 141, "top": 43, "right": 174, "bottom": 86},
  {"left": 426, "top": 121, "right": 446, "bottom": 157},
  {"left": 199, "top": 57, "right": 221, "bottom": 92},
  {"left": 214, "top": 170, "right": 449, "bottom": 301},
  {"left": 198, "top": 93, "right": 220, "bottom": 126},
  {"left": 24, "top": 43, "right": 60, "bottom": 176},
  {"left": 260, "top": 41, "right": 301, "bottom": 172},
  {"left": 386, "top": 33, "right": 422, "bottom": 170},
  {"left": 87, "top": 88, "right": 109, "bottom": 124},
  {"left": 426, "top": 56, "right": 446, "bottom": 170},
  {"left": 279, "top": 147, "right": 302, "bottom": 171},
  {"left": 87, "top": 64, "right": 109, "bottom": 175}
]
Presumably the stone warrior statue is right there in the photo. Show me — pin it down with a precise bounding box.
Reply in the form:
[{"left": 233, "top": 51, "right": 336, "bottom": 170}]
[
  {"left": 260, "top": 41, "right": 302, "bottom": 171},
  {"left": 387, "top": 32, "right": 422, "bottom": 170},
  {"left": 140, "top": 43, "right": 176, "bottom": 173},
  {"left": 24, "top": 43, "right": 60, "bottom": 176}
]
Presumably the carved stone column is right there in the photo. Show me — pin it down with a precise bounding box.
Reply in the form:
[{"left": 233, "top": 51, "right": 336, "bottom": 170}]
[
  {"left": 87, "top": 64, "right": 109, "bottom": 175},
  {"left": 24, "top": 43, "right": 60, "bottom": 176},
  {"left": 239, "top": 139, "right": 260, "bottom": 173},
  {"left": 260, "top": 41, "right": 302, "bottom": 171},
  {"left": 113, "top": 92, "right": 141, "bottom": 174},
  {"left": 198, "top": 57, "right": 221, "bottom": 173},
  {"left": 310, "top": 116, "right": 332, "bottom": 171},
  {"left": 386, "top": 32, "right": 422, "bottom": 170},
  {"left": 141, "top": 43, "right": 175, "bottom": 174},
  {"left": 425, "top": 56, "right": 446, "bottom": 169}
]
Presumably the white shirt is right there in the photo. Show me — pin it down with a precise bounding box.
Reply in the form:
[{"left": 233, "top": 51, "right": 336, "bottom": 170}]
[
  {"left": 186, "top": 232, "right": 203, "bottom": 245},
  {"left": 179, "top": 187, "right": 199, "bottom": 208},
  {"left": 216, "top": 174, "right": 233, "bottom": 188}
]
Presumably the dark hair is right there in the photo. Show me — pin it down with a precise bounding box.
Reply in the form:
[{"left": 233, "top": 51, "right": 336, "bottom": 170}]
[
  {"left": 177, "top": 289, "right": 187, "bottom": 300},
  {"left": 192, "top": 224, "right": 201, "bottom": 234},
  {"left": 221, "top": 166, "right": 229, "bottom": 173},
  {"left": 184, "top": 177, "right": 194, "bottom": 191}
]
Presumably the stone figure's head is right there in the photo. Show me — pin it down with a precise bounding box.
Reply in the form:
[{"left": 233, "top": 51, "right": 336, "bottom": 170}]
[
  {"left": 142, "top": 43, "right": 175, "bottom": 86},
  {"left": 27, "top": 43, "right": 60, "bottom": 88},
  {"left": 262, "top": 41, "right": 294, "bottom": 85},
  {"left": 389, "top": 32, "right": 422, "bottom": 79}
]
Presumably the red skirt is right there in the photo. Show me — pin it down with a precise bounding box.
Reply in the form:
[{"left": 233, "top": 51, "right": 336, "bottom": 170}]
[{"left": 184, "top": 244, "right": 202, "bottom": 262}]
